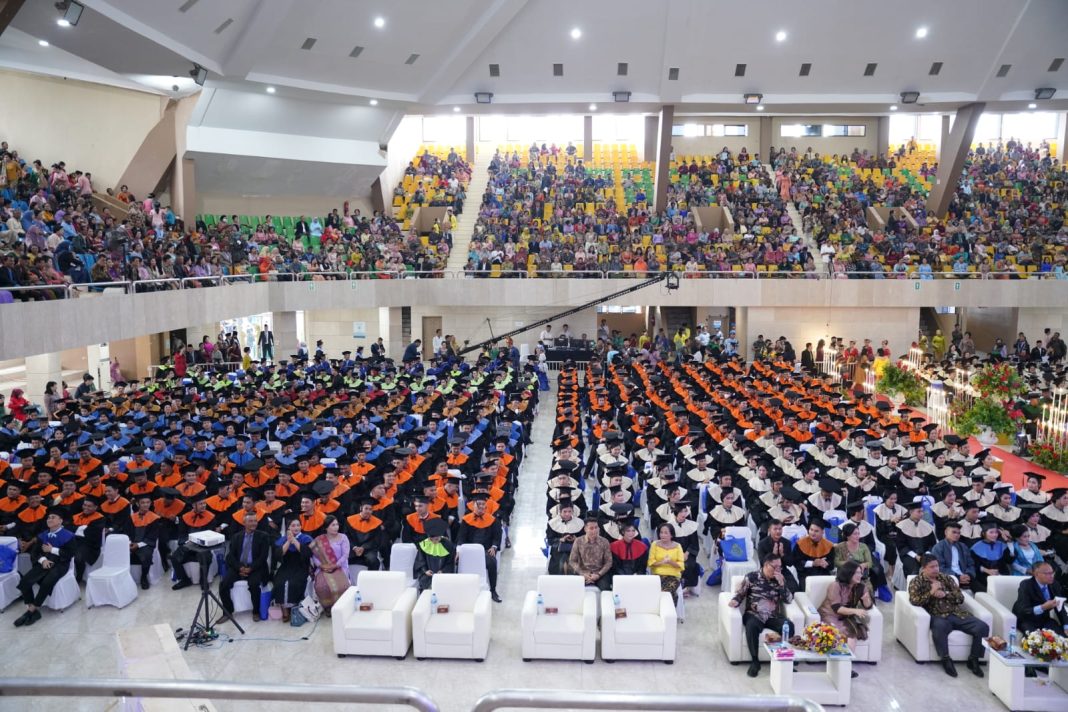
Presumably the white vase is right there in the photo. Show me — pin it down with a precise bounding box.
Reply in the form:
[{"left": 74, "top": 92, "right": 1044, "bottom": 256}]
[
  {"left": 975, "top": 426, "right": 998, "bottom": 445},
  {"left": 890, "top": 394, "right": 905, "bottom": 408}
]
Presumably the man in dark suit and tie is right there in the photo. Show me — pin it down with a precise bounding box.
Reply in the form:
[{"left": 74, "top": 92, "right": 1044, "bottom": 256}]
[
  {"left": 219, "top": 513, "right": 270, "bottom": 621},
  {"left": 1012, "top": 561, "right": 1068, "bottom": 636},
  {"left": 294, "top": 216, "right": 310, "bottom": 238}
]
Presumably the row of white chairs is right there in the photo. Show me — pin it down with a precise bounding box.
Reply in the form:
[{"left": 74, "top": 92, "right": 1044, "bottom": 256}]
[{"left": 332, "top": 572, "right": 677, "bottom": 663}]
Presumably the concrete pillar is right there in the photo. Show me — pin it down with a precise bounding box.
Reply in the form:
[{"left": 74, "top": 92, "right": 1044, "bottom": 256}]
[
  {"left": 643, "top": 116, "right": 659, "bottom": 162},
  {"left": 652, "top": 104, "right": 675, "bottom": 214},
  {"left": 939, "top": 114, "right": 951, "bottom": 162},
  {"left": 173, "top": 157, "right": 196, "bottom": 225},
  {"left": 876, "top": 116, "right": 890, "bottom": 157},
  {"left": 926, "top": 102, "right": 986, "bottom": 217},
  {"left": 274, "top": 311, "right": 298, "bottom": 361},
  {"left": 25, "top": 352, "right": 61, "bottom": 410},
  {"left": 1058, "top": 111, "right": 1067, "bottom": 163},
  {"left": 378, "top": 307, "right": 404, "bottom": 361},
  {"left": 733, "top": 307, "right": 748, "bottom": 361},
  {"left": 87, "top": 343, "right": 112, "bottom": 391},
  {"left": 465, "top": 116, "right": 475, "bottom": 163},
  {"left": 583, "top": 115, "right": 593, "bottom": 162},
  {"left": 759, "top": 116, "right": 772, "bottom": 162}
]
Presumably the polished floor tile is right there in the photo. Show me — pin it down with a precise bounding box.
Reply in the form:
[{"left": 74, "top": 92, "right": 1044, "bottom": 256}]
[{"left": 1, "top": 390, "right": 1008, "bottom": 712}]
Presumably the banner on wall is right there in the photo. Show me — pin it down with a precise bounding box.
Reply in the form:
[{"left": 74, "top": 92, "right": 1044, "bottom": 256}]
[{"left": 353, "top": 321, "right": 367, "bottom": 339}]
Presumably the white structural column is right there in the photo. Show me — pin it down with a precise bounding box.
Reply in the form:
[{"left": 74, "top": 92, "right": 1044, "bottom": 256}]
[
  {"left": 87, "top": 343, "right": 112, "bottom": 391},
  {"left": 24, "top": 352, "right": 61, "bottom": 412},
  {"left": 378, "top": 307, "right": 404, "bottom": 361},
  {"left": 273, "top": 311, "right": 298, "bottom": 361}
]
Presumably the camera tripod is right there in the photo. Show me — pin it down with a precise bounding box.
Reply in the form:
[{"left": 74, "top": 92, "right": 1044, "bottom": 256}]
[{"left": 182, "top": 543, "right": 244, "bottom": 650}]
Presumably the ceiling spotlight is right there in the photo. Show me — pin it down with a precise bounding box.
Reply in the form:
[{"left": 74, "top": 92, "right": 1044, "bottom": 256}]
[
  {"left": 55, "top": 0, "right": 82, "bottom": 27},
  {"left": 373, "top": 16, "right": 385, "bottom": 29},
  {"left": 189, "top": 63, "right": 207, "bottom": 86},
  {"left": 266, "top": 86, "right": 276, "bottom": 94},
  {"left": 570, "top": 27, "right": 582, "bottom": 40},
  {"left": 1028, "top": 103, "right": 1037, "bottom": 109},
  {"left": 453, "top": 106, "right": 461, "bottom": 112},
  {"left": 900, "top": 91, "right": 920, "bottom": 104},
  {"left": 474, "top": 92, "right": 493, "bottom": 104},
  {"left": 915, "top": 26, "right": 928, "bottom": 39},
  {"left": 743, "top": 93, "right": 763, "bottom": 105},
  {"left": 369, "top": 99, "right": 378, "bottom": 106},
  {"left": 589, "top": 103, "right": 597, "bottom": 111},
  {"left": 756, "top": 105, "right": 765, "bottom": 111},
  {"left": 38, "top": 39, "right": 49, "bottom": 46},
  {"left": 889, "top": 105, "right": 898, "bottom": 111},
  {"left": 775, "top": 30, "right": 787, "bottom": 42}
]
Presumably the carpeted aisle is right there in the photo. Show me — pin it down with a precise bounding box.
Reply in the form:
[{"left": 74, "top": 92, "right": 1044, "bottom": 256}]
[{"left": 967, "top": 436, "right": 1068, "bottom": 491}]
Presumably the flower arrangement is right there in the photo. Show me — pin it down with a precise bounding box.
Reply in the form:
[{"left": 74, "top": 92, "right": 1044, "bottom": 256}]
[
  {"left": 1031, "top": 441, "right": 1068, "bottom": 472},
  {"left": 798, "top": 622, "right": 847, "bottom": 655},
  {"left": 972, "top": 362, "right": 1025, "bottom": 400},
  {"left": 876, "top": 362, "right": 926, "bottom": 406},
  {"left": 951, "top": 397, "right": 1024, "bottom": 438},
  {"left": 1020, "top": 629, "right": 1068, "bottom": 662}
]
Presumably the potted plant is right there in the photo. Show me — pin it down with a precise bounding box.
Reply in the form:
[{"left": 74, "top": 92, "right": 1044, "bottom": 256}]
[
  {"left": 1031, "top": 441, "right": 1068, "bottom": 472},
  {"left": 951, "top": 363, "right": 1027, "bottom": 445},
  {"left": 876, "top": 362, "right": 926, "bottom": 406}
]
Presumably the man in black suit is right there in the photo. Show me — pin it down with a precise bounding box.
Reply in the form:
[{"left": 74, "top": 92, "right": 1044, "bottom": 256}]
[
  {"left": 1012, "top": 561, "right": 1068, "bottom": 636},
  {"left": 13, "top": 511, "right": 74, "bottom": 627},
  {"left": 294, "top": 216, "right": 310, "bottom": 238},
  {"left": 219, "top": 513, "right": 270, "bottom": 621}
]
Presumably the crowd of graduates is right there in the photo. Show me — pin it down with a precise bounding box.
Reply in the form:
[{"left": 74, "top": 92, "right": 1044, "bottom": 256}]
[{"left": 1, "top": 346, "right": 539, "bottom": 627}]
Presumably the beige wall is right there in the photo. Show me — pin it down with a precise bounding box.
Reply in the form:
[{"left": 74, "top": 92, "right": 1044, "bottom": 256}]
[
  {"left": 771, "top": 116, "right": 878, "bottom": 157},
  {"left": 0, "top": 69, "right": 163, "bottom": 191},
  {"left": 1013, "top": 308, "right": 1067, "bottom": 345},
  {"left": 964, "top": 307, "right": 1018, "bottom": 352},
  {"left": 197, "top": 194, "right": 374, "bottom": 220},
  {"left": 410, "top": 305, "right": 599, "bottom": 356},
  {"left": 304, "top": 308, "right": 382, "bottom": 358},
  {"left": 747, "top": 306, "right": 919, "bottom": 361},
  {"left": 669, "top": 118, "right": 761, "bottom": 159}
]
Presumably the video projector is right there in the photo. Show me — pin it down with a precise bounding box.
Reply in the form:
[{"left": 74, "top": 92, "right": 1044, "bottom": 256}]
[{"left": 189, "top": 531, "right": 226, "bottom": 548}]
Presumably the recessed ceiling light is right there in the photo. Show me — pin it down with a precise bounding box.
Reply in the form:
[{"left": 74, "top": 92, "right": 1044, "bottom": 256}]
[
  {"left": 265, "top": 86, "right": 276, "bottom": 94},
  {"left": 56, "top": 18, "right": 70, "bottom": 27},
  {"left": 589, "top": 103, "right": 597, "bottom": 111},
  {"left": 775, "top": 30, "right": 787, "bottom": 42},
  {"left": 1028, "top": 102, "right": 1037, "bottom": 109},
  {"left": 38, "top": 39, "right": 49, "bottom": 47},
  {"left": 453, "top": 106, "right": 460, "bottom": 112},
  {"left": 369, "top": 99, "right": 378, "bottom": 106},
  {"left": 374, "top": 17, "right": 385, "bottom": 29},
  {"left": 890, "top": 105, "right": 898, "bottom": 111},
  {"left": 570, "top": 27, "right": 582, "bottom": 40},
  {"left": 756, "top": 105, "right": 765, "bottom": 111},
  {"left": 915, "top": 26, "right": 928, "bottom": 39}
]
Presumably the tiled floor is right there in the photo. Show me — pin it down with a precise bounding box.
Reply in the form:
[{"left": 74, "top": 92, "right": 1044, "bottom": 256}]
[{"left": 1, "top": 390, "right": 1009, "bottom": 712}]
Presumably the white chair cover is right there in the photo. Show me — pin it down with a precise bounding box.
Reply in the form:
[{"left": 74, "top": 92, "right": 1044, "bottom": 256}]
[
  {"left": 86, "top": 534, "right": 139, "bottom": 609},
  {"left": 0, "top": 536, "right": 21, "bottom": 611},
  {"left": 456, "top": 543, "right": 489, "bottom": 591}
]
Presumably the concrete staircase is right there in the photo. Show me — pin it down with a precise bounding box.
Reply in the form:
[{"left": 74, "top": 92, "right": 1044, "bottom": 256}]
[{"left": 446, "top": 149, "right": 494, "bottom": 272}]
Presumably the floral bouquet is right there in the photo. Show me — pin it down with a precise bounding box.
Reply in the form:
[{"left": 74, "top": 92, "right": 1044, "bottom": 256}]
[
  {"left": 1020, "top": 629, "right": 1068, "bottom": 662},
  {"left": 798, "top": 622, "right": 847, "bottom": 655},
  {"left": 972, "top": 362, "right": 1025, "bottom": 400}
]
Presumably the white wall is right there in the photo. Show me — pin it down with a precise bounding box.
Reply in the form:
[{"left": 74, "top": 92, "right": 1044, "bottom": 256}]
[
  {"left": 669, "top": 118, "right": 761, "bottom": 158},
  {"left": 381, "top": 115, "right": 424, "bottom": 204},
  {"left": 304, "top": 308, "right": 382, "bottom": 357},
  {"left": 0, "top": 69, "right": 163, "bottom": 190},
  {"left": 771, "top": 116, "right": 878, "bottom": 156},
  {"left": 747, "top": 306, "right": 919, "bottom": 361}
]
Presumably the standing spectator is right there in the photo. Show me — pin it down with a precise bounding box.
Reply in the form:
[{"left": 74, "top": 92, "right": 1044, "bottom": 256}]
[
  {"left": 42, "top": 381, "right": 61, "bottom": 420},
  {"left": 7, "top": 388, "right": 30, "bottom": 422}
]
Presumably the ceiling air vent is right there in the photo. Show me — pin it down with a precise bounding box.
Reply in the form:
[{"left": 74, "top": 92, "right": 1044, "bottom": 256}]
[
  {"left": 301, "top": 37, "right": 317, "bottom": 51},
  {"left": 214, "top": 18, "right": 233, "bottom": 34},
  {"left": 735, "top": 63, "right": 746, "bottom": 77},
  {"left": 668, "top": 67, "right": 679, "bottom": 80},
  {"left": 489, "top": 63, "right": 500, "bottom": 77},
  {"left": 553, "top": 63, "right": 563, "bottom": 77},
  {"left": 996, "top": 64, "right": 1011, "bottom": 77},
  {"left": 617, "top": 62, "right": 628, "bottom": 76},
  {"left": 1049, "top": 58, "right": 1064, "bottom": 72},
  {"left": 405, "top": 53, "right": 420, "bottom": 65},
  {"left": 799, "top": 63, "right": 811, "bottom": 76},
  {"left": 863, "top": 63, "right": 877, "bottom": 76},
  {"left": 178, "top": 0, "right": 200, "bottom": 12},
  {"left": 349, "top": 46, "right": 364, "bottom": 58},
  {"left": 929, "top": 61, "right": 943, "bottom": 76}
]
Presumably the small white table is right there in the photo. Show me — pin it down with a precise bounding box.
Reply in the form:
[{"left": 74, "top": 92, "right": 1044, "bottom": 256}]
[
  {"left": 985, "top": 643, "right": 1068, "bottom": 712},
  {"left": 763, "top": 643, "right": 853, "bottom": 706}
]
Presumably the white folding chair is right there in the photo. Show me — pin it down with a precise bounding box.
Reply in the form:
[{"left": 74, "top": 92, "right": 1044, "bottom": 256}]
[
  {"left": 85, "top": 534, "right": 138, "bottom": 609},
  {"left": 0, "top": 536, "right": 21, "bottom": 611}
]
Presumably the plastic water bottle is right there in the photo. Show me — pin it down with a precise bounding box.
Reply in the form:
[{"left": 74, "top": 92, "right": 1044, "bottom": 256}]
[
  {"left": 536, "top": 592, "right": 544, "bottom": 615},
  {"left": 430, "top": 592, "right": 438, "bottom": 615},
  {"left": 1008, "top": 626, "right": 1017, "bottom": 655},
  {"left": 613, "top": 593, "right": 622, "bottom": 609},
  {"left": 355, "top": 590, "right": 362, "bottom": 610},
  {"left": 782, "top": 621, "right": 791, "bottom": 647}
]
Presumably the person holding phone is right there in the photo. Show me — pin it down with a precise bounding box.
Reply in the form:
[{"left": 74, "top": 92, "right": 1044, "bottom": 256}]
[{"left": 728, "top": 553, "right": 794, "bottom": 678}]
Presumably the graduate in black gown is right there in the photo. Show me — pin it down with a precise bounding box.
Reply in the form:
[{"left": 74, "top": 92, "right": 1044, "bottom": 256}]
[{"left": 414, "top": 517, "right": 455, "bottom": 591}]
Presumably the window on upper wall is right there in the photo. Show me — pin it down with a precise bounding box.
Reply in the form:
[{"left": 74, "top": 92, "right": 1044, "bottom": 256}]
[
  {"left": 671, "top": 123, "right": 705, "bottom": 137},
  {"left": 780, "top": 124, "right": 822, "bottom": 137},
  {"left": 596, "top": 305, "right": 642, "bottom": 314},
  {"left": 710, "top": 124, "right": 749, "bottom": 137},
  {"left": 820, "top": 124, "right": 867, "bottom": 137}
]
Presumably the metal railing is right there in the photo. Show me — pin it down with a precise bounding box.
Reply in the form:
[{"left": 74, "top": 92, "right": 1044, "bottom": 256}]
[
  {"left": 0, "top": 679, "right": 824, "bottom": 712},
  {"left": 3, "top": 265, "right": 1067, "bottom": 303},
  {"left": 0, "top": 678, "right": 440, "bottom": 711},
  {"left": 470, "top": 689, "right": 824, "bottom": 712}
]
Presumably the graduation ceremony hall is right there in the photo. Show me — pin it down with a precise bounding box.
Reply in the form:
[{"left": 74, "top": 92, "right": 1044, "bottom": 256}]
[{"left": 3, "top": 1, "right": 1068, "bottom": 711}]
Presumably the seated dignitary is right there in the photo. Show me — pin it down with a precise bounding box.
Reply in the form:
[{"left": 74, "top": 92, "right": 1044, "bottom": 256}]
[
  {"left": 728, "top": 553, "right": 794, "bottom": 678},
  {"left": 908, "top": 554, "right": 989, "bottom": 678},
  {"left": 12, "top": 510, "right": 73, "bottom": 628},
  {"left": 568, "top": 517, "right": 613, "bottom": 591},
  {"left": 219, "top": 513, "right": 271, "bottom": 622}
]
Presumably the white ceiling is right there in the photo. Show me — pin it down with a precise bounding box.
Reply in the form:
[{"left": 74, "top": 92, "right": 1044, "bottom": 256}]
[{"left": 7, "top": 0, "right": 1064, "bottom": 112}]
